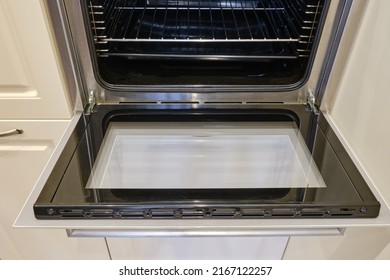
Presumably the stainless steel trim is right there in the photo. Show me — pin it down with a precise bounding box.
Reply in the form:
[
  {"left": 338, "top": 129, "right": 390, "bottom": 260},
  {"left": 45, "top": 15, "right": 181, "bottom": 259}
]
[
  {"left": 62, "top": 0, "right": 102, "bottom": 104},
  {"left": 0, "top": 129, "right": 23, "bottom": 137},
  {"left": 43, "top": 0, "right": 86, "bottom": 111},
  {"left": 66, "top": 227, "right": 344, "bottom": 238},
  {"left": 320, "top": 0, "right": 368, "bottom": 112}
]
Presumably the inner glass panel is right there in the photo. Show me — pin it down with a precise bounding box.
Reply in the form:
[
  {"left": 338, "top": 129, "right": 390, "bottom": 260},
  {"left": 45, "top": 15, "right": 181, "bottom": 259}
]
[
  {"left": 86, "top": 122, "right": 326, "bottom": 189},
  {"left": 85, "top": 0, "right": 327, "bottom": 87}
]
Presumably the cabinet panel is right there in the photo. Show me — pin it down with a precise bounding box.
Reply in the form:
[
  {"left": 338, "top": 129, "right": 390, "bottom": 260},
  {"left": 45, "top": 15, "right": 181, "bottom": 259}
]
[
  {"left": 376, "top": 229, "right": 390, "bottom": 259},
  {"left": 0, "top": 121, "right": 108, "bottom": 259},
  {"left": 283, "top": 227, "right": 390, "bottom": 259},
  {"left": 0, "top": 1, "right": 71, "bottom": 119},
  {"left": 107, "top": 237, "right": 289, "bottom": 260}
]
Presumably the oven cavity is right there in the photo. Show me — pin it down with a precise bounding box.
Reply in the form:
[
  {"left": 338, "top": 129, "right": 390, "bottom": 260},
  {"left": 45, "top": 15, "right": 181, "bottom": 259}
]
[{"left": 85, "top": 0, "right": 326, "bottom": 87}]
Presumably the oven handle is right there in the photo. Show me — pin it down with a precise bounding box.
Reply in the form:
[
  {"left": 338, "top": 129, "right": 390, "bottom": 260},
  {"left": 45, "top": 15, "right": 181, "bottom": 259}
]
[
  {"left": 0, "top": 128, "right": 23, "bottom": 137},
  {"left": 66, "top": 228, "right": 345, "bottom": 238}
]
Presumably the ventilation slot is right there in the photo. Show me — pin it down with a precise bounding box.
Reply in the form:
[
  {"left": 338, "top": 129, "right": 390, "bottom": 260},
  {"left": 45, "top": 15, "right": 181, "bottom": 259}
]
[
  {"left": 271, "top": 209, "right": 295, "bottom": 217},
  {"left": 160, "top": 101, "right": 200, "bottom": 104},
  {"left": 241, "top": 208, "right": 265, "bottom": 217},
  {"left": 90, "top": 209, "right": 114, "bottom": 218},
  {"left": 181, "top": 209, "right": 206, "bottom": 218},
  {"left": 246, "top": 102, "right": 284, "bottom": 104},
  {"left": 330, "top": 208, "right": 356, "bottom": 217},
  {"left": 203, "top": 102, "right": 243, "bottom": 105},
  {"left": 151, "top": 209, "right": 176, "bottom": 218},
  {"left": 300, "top": 208, "right": 326, "bottom": 217},
  {"left": 59, "top": 209, "right": 84, "bottom": 218},
  {"left": 120, "top": 210, "right": 145, "bottom": 218},
  {"left": 211, "top": 208, "right": 237, "bottom": 217},
  {"left": 119, "top": 101, "right": 159, "bottom": 104}
]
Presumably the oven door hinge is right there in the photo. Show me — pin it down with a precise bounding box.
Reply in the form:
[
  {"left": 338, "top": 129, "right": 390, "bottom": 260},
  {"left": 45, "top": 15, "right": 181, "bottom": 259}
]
[
  {"left": 85, "top": 91, "right": 96, "bottom": 116},
  {"left": 306, "top": 90, "right": 320, "bottom": 116}
]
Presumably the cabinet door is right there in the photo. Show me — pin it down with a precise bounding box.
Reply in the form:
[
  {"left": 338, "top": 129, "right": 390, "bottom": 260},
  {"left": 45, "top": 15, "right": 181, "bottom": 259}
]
[
  {"left": 0, "top": 121, "right": 108, "bottom": 259},
  {"left": 0, "top": 1, "right": 71, "bottom": 119}
]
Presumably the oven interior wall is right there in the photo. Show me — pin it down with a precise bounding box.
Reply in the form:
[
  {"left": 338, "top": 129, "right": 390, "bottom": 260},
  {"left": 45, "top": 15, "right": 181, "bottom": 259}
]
[{"left": 86, "top": 0, "right": 327, "bottom": 87}]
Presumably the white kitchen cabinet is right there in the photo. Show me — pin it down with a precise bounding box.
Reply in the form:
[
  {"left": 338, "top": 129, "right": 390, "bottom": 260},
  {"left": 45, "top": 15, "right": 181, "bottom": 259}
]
[
  {"left": 284, "top": 227, "right": 390, "bottom": 259},
  {"left": 0, "top": 0, "right": 72, "bottom": 119},
  {"left": 106, "top": 237, "right": 288, "bottom": 260},
  {"left": 0, "top": 120, "right": 109, "bottom": 259},
  {"left": 0, "top": 0, "right": 108, "bottom": 259},
  {"left": 284, "top": 0, "right": 390, "bottom": 259},
  {"left": 376, "top": 229, "right": 390, "bottom": 259}
]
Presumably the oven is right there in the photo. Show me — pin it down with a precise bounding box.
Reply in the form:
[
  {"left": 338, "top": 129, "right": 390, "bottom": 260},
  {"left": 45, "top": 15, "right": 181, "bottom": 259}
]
[{"left": 16, "top": 0, "right": 383, "bottom": 231}]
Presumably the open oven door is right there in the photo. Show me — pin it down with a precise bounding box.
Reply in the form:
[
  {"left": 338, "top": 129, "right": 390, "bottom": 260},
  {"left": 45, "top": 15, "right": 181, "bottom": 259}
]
[{"left": 14, "top": 105, "right": 390, "bottom": 237}]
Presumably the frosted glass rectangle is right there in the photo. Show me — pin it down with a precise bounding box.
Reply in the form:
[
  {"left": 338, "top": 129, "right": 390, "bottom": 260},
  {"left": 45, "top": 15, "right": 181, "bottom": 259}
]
[{"left": 86, "top": 122, "right": 326, "bottom": 189}]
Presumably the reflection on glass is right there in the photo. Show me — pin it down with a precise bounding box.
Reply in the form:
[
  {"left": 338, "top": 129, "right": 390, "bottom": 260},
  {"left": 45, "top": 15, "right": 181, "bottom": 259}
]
[{"left": 86, "top": 122, "right": 326, "bottom": 189}]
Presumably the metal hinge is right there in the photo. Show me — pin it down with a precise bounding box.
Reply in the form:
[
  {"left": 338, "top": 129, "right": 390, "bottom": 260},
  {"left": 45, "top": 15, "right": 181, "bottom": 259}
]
[
  {"left": 306, "top": 90, "right": 319, "bottom": 115},
  {"left": 85, "top": 91, "right": 96, "bottom": 115}
]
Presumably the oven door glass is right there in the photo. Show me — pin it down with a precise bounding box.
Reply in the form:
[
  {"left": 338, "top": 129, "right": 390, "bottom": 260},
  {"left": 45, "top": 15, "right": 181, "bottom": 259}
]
[
  {"left": 33, "top": 112, "right": 380, "bottom": 219},
  {"left": 87, "top": 122, "right": 325, "bottom": 190}
]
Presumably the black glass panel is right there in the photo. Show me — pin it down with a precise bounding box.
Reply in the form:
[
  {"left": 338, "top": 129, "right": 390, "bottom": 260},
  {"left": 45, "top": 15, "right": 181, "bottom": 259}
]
[{"left": 34, "top": 111, "right": 380, "bottom": 219}]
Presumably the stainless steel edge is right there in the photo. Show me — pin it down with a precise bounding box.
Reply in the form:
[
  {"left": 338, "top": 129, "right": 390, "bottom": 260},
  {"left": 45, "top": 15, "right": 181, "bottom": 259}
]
[
  {"left": 43, "top": 0, "right": 85, "bottom": 112},
  {"left": 66, "top": 228, "right": 344, "bottom": 238},
  {"left": 62, "top": 0, "right": 98, "bottom": 105},
  {"left": 315, "top": 0, "right": 353, "bottom": 105},
  {"left": 320, "top": 0, "right": 368, "bottom": 112}
]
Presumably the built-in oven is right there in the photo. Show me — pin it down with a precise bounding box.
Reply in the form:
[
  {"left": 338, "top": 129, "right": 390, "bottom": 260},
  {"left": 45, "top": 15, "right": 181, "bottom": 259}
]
[{"left": 16, "top": 0, "right": 385, "bottom": 230}]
